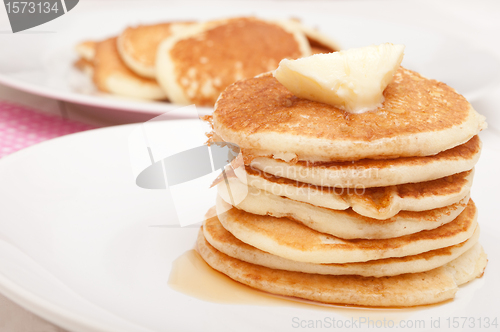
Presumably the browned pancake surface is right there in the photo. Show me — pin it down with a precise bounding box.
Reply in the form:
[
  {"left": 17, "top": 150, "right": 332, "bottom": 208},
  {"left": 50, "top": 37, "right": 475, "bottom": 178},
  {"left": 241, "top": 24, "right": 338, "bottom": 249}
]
[
  {"left": 297, "top": 134, "right": 480, "bottom": 168},
  {"left": 215, "top": 69, "right": 470, "bottom": 142},
  {"left": 170, "top": 17, "right": 304, "bottom": 105},
  {"left": 204, "top": 214, "right": 475, "bottom": 267},
  {"left": 74, "top": 58, "right": 93, "bottom": 71},
  {"left": 245, "top": 166, "right": 471, "bottom": 210},
  {"left": 93, "top": 37, "right": 158, "bottom": 92},
  {"left": 222, "top": 199, "right": 476, "bottom": 252},
  {"left": 120, "top": 22, "right": 191, "bottom": 67},
  {"left": 307, "top": 35, "right": 337, "bottom": 54},
  {"left": 197, "top": 231, "right": 486, "bottom": 307}
]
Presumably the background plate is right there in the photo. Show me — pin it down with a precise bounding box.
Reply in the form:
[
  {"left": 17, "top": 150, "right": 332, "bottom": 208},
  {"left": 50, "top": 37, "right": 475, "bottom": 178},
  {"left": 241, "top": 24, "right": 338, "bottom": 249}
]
[{"left": 0, "top": 2, "right": 499, "bottom": 117}]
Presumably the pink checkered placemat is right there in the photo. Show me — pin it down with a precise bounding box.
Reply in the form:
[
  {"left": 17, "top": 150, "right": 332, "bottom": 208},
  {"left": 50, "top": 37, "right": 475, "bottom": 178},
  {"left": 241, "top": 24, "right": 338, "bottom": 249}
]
[{"left": 0, "top": 101, "right": 96, "bottom": 158}]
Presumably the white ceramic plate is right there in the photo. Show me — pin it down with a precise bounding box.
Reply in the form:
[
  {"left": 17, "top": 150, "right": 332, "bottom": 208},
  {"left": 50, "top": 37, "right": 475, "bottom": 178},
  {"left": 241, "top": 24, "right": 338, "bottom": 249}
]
[
  {"left": 0, "top": 2, "right": 499, "bottom": 117},
  {"left": 0, "top": 120, "right": 499, "bottom": 332}
]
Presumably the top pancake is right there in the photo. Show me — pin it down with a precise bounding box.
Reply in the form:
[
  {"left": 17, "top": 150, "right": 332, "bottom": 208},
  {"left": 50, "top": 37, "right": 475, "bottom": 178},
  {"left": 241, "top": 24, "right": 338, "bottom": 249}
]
[
  {"left": 213, "top": 69, "right": 486, "bottom": 162},
  {"left": 156, "top": 17, "right": 311, "bottom": 106}
]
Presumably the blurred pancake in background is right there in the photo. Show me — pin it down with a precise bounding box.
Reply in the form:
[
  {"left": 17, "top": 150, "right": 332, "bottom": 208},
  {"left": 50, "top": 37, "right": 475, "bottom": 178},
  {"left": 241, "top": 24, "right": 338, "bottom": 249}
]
[
  {"left": 74, "top": 16, "right": 339, "bottom": 105},
  {"left": 92, "top": 37, "right": 167, "bottom": 100},
  {"left": 117, "top": 22, "right": 193, "bottom": 78}
]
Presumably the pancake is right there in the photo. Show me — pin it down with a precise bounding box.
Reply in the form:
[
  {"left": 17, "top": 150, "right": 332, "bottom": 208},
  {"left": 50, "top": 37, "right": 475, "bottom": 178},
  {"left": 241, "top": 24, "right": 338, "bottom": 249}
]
[
  {"left": 117, "top": 22, "right": 192, "bottom": 78},
  {"left": 218, "top": 177, "right": 470, "bottom": 239},
  {"left": 75, "top": 40, "right": 96, "bottom": 61},
  {"left": 197, "top": 231, "right": 487, "bottom": 307},
  {"left": 74, "top": 58, "right": 93, "bottom": 77},
  {"left": 234, "top": 165, "right": 473, "bottom": 219},
  {"left": 283, "top": 19, "right": 340, "bottom": 54},
  {"left": 215, "top": 196, "right": 478, "bottom": 263},
  {"left": 248, "top": 135, "right": 481, "bottom": 188},
  {"left": 156, "top": 17, "right": 311, "bottom": 106},
  {"left": 203, "top": 214, "right": 480, "bottom": 277},
  {"left": 93, "top": 37, "right": 167, "bottom": 100},
  {"left": 311, "top": 45, "right": 334, "bottom": 55},
  {"left": 212, "top": 70, "right": 486, "bottom": 162},
  {"left": 74, "top": 40, "right": 96, "bottom": 76}
]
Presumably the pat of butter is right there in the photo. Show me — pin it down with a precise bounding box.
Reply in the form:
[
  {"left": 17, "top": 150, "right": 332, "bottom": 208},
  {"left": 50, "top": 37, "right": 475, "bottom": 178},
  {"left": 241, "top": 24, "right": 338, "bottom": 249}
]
[{"left": 273, "top": 43, "right": 405, "bottom": 113}]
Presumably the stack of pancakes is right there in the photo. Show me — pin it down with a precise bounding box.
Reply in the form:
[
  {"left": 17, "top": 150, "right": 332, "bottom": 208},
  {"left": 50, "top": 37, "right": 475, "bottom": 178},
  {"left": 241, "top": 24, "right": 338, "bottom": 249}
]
[
  {"left": 74, "top": 17, "right": 339, "bottom": 105},
  {"left": 198, "top": 67, "right": 488, "bottom": 307}
]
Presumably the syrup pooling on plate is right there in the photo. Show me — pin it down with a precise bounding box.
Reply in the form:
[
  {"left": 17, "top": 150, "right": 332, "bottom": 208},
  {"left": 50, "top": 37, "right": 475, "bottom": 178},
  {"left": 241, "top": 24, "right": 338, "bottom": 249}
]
[
  {"left": 168, "top": 247, "right": 449, "bottom": 319},
  {"left": 168, "top": 249, "right": 313, "bottom": 307}
]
